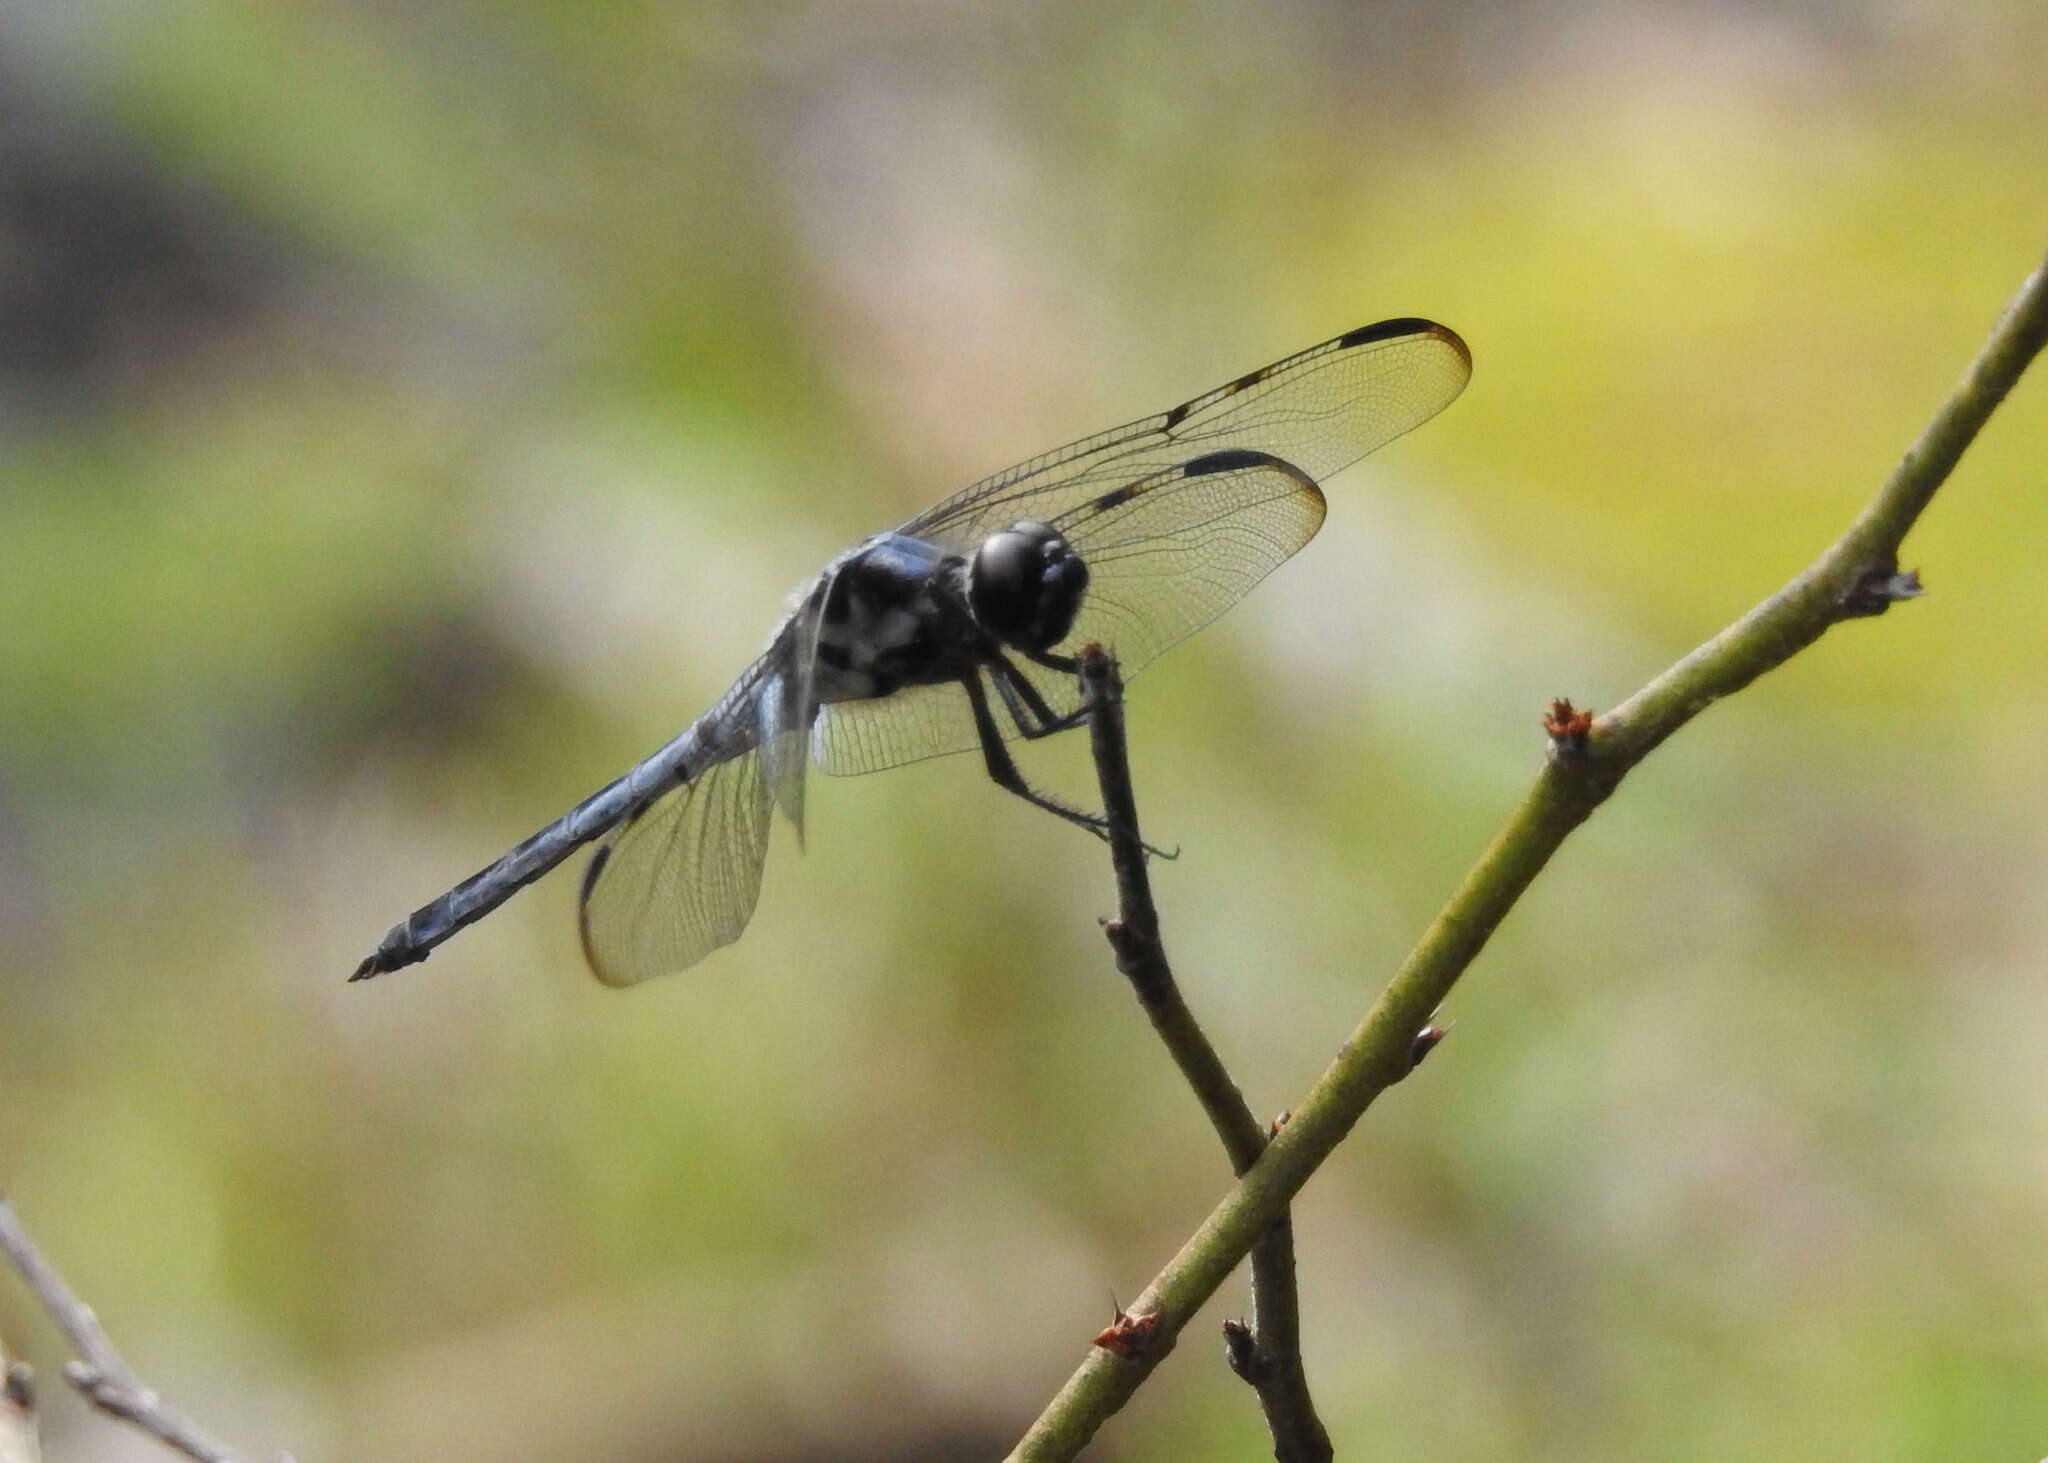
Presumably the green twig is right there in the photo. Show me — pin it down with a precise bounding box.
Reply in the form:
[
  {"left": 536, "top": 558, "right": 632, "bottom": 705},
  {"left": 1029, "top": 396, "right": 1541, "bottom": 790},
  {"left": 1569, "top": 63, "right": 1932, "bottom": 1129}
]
[{"left": 1009, "top": 244, "right": 2048, "bottom": 1461}]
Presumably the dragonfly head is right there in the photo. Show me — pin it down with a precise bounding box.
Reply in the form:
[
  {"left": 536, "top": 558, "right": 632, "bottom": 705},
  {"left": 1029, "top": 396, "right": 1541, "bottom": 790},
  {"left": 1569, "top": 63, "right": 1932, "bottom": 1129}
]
[{"left": 968, "top": 518, "right": 1089, "bottom": 653}]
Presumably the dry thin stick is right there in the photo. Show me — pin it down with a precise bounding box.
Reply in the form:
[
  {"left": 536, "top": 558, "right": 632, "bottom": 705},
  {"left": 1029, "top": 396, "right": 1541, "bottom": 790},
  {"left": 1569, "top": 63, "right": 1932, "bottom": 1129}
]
[
  {"left": 1010, "top": 244, "right": 2048, "bottom": 1461},
  {"left": 0, "top": 1198, "right": 281, "bottom": 1463},
  {"left": 0, "top": 1338, "right": 37, "bottom": 1463},
  {"left": 1079, "top": 646, "right": 1332, "bottom": 1463}
]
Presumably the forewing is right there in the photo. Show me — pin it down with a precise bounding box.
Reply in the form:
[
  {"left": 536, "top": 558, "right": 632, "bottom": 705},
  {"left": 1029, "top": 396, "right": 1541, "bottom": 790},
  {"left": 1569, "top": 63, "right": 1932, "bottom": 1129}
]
[
  {"left": 1055, "top": 448, "right": 1325, "bottom": 675},
  {"left": 577, "top": 748, "right": 774, "bottom": 986},
  {"left": 898, "top": 318, "right": 1470, "bottom": 556}
]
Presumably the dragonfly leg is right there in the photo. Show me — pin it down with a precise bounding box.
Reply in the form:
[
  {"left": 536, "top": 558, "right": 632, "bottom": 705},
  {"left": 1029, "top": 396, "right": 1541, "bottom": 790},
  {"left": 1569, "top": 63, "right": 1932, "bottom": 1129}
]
[
  {"left": 965, "top": 670, "right": 1175, "bottom": 858},
  {"left": 961, "top": 671, "right": 1115, "bottom": 841},
  {"left": 1022, "top": 646, "right": 1081, "bottom": 675},
  {"left": 988, "top": 654, "right": 1089, "bottom": 740}
]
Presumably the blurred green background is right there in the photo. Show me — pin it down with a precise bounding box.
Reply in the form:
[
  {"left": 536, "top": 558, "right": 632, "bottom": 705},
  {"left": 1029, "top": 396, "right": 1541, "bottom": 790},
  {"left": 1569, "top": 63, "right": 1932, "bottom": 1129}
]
[{"left": 2, "top": 3, "right": 2045, "bottom": 1459}]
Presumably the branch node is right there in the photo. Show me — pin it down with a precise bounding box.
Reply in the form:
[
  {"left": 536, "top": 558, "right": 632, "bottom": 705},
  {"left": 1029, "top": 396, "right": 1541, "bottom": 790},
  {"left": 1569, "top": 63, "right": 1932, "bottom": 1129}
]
[
  {"left": 1838, "top": 561, "right": 1926, "bottom": 619},
  {"left": 1099, "top": 916, "right": 1151, "bottom": 978},
  {"left": 1407, "top": 1022, "right": 1450, "bottom": 1073},
  {"left": 1545, "top": 698, "right": 1629, "bottom": 801},
  {"left": 1542, "top": 697, "right": 1594, "bottom": 752},
  {"left": 1092, "top": 1306, "right": 1164, "bottom": 1360},
  {"left": 1221, "top": 1319, "right": 1266, "bottom": 1383}
]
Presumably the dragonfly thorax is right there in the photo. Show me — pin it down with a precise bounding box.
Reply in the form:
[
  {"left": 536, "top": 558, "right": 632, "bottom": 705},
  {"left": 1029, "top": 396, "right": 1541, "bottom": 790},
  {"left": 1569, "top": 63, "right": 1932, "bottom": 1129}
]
[{"left": 968, "top": 518, "right": 1090, "bottom": 653}]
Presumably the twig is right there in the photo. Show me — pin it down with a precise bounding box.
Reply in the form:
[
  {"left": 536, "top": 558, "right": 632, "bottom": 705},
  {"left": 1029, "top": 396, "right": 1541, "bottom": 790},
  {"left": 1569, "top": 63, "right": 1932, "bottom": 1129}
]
[
  {"left": 0, "top": 1338, "right": 37, "bottom": 1463},
  {"left": 0, "top": 1198, "right": 281, "bottom": 1463},
  {"left": 1078, "top": 647, "right": 1333, "bottom": 1463},
  {"left": 1080, "top": 648, "right": 1265, "bottom": 1159},
  {"left": 1009, "top": 245, "right": 2048, "bottom": 1461}
]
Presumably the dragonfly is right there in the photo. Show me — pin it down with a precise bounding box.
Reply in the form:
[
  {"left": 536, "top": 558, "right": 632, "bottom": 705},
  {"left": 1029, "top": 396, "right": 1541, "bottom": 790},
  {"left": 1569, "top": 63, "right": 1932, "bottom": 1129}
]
[{"left": 352, "top": 317, "right": 1471, "bottom": 987}]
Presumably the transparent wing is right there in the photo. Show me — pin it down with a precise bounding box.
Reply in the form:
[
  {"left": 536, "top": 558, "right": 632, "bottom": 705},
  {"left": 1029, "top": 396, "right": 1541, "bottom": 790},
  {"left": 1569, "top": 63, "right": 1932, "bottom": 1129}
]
[
  {"left": 898, "top": 318, "right": 1469, "bottom": 555},
  {"left": 1044, "top": 447, "right": 1326, "bottom": 679},
  {"left": 577, "top": 747, "right": 774, "bottom": 987},
  {"left": 813, "top": 319, "right": 1470, "bottom": 777},
  {"left": 812, "top": 677, "right": 984, "bottom": 776}
]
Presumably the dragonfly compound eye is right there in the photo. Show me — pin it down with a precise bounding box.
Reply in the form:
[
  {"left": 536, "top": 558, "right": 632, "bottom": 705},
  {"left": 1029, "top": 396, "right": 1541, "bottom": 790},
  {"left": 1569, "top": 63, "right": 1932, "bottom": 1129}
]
[{"left": 969, "top": 518, "right": 1090, "bottom": 652}]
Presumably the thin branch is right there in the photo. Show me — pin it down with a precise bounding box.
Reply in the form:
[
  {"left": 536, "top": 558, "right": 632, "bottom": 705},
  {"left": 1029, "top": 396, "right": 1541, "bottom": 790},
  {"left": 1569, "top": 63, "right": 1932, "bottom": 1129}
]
[
  {"left": 0, "top": 1341, "right": 37, "bottom": 1463},
  {"left": 1078, "top": 648, "right": 1332, "bottom": 1463},
  {"left": 0, "top": 1199, "right": 282, "bottom": 1463},
  {"left": 1009, "top": 245, "right": 2048, "bottom": 1461},
  {"left": 1080, "top": 649, "right": 1266, "bottom": 1164}
]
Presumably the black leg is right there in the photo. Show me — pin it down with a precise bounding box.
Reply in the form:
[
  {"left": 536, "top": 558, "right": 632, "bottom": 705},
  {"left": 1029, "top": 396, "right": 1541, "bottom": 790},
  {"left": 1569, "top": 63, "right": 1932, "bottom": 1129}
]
[
  {"left": 987, "top": 654, "right": 1089, "bottom": 741},
  {"left": 1023, "top": 646, "right": 1081, "bottom": 675},
  {"left": 987, "top": 660, "right": 1054, "bottom": 737},
  {"left": 961, "top": 671, "right": 1117, "bottom": 841}
]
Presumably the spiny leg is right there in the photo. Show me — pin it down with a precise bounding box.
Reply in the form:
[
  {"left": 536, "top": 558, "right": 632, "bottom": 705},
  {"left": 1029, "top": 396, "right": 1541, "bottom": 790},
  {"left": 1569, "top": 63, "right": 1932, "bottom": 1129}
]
[
  {"left": 1021, "top": 645, "right": 1080, "bottom": 675},
  {"left": 961, "top": 669, "right": 1116, "bottom": 841},
  {"left": 967, "top": 663, "right": 1175, "bottom": 858},
  {"left": 988, "top": 654, "right": 1089, "bottom": 741}
]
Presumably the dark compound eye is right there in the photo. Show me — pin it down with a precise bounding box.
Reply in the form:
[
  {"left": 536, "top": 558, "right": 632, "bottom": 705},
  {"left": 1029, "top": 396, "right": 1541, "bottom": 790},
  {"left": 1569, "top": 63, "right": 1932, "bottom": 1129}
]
[{"left": 968, "top": 518, "right": 1090, "bottom": 652}]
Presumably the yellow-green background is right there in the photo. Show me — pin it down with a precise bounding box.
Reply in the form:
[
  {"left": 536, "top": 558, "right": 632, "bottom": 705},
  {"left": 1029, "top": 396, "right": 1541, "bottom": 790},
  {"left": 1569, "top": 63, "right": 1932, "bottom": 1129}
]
[{"left": 3, "top": 4, "right": 2045, "bottom": 1459}]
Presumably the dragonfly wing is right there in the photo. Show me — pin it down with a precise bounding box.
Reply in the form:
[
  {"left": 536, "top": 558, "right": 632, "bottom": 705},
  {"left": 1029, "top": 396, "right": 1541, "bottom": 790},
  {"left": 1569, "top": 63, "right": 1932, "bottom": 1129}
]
[
  {"left": 577, "top": 746, "right": 774, "bottom": 986},
  {"left": 813, "top": 320, "right": 1471, "bottom": 779},
  {"left": 900, "top": 319, "right": 1468, "bottom": 558},
  {"left": 1052, "top": 447, "right": 1326, "bottom": 679},
  {"left": 811, "top": 680, "right": 985, "bottom": 777}
]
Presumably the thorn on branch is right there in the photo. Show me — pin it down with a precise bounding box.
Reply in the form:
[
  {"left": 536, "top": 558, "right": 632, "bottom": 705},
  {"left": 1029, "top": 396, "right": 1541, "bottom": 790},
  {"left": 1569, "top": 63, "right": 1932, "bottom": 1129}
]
[
  {"left": 1268, "top": 1110, "right": 1292, "bottom": 1138},
  {"left": 1838, "top": 561, "right": 1926, "bottom": 619}
]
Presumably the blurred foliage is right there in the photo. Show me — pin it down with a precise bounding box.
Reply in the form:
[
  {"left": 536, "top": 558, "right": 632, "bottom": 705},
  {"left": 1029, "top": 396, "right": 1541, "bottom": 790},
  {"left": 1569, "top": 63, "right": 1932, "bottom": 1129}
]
[{"left": 2, "top": 2, "right": 2046, "bottom": 1459}]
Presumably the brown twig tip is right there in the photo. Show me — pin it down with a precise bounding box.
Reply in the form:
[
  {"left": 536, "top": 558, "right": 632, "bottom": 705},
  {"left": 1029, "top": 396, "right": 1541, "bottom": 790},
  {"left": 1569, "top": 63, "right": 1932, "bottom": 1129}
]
[
  {"left": 1076, "top": 642, "right": 1115, "bottom": 689},
  {"left": 1221, "top": 1318, "right": 1263, "bottom": 1382},
  {"left": 1542, "top": 698, "right": 1594, "bottom": 742},
  {"left": 1092, "top": 1304, "right": 1164, "bottom": 1359}
]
